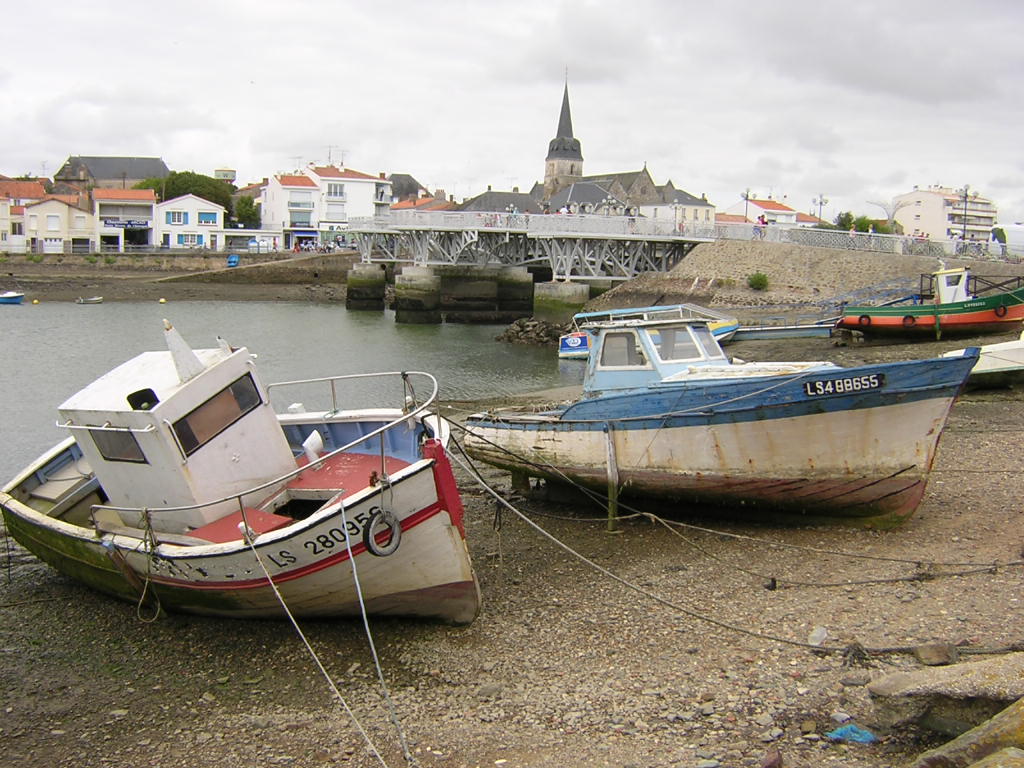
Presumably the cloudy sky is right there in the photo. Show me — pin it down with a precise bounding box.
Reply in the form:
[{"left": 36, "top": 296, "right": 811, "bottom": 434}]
[{"left": 4, "top": 0, "right": 1023, "bottom": 225}]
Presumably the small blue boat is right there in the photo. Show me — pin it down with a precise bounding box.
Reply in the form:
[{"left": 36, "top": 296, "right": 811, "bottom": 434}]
[
  {"left": 0, "top": 291, "right": 25, "bottom": 305},
  {"left": 558, "top": 303, "right": 739, "bottom": 358},
  {"left": 468, "top": 315, "right": 978, "bottom": 527}
]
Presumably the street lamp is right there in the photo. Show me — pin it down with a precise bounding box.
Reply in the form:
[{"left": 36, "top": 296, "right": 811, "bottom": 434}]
[
  {"left": 812, "top": 194, "right": 829, "bottom": 222},
  {"left": 957, "top": 185, "right": 976, "bottom": 241},
  {"left": 742, "top": 189, "right": 753, "bottom": 220}
]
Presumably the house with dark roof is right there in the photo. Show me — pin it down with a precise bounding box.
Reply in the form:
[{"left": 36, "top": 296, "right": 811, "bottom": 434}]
[
  {"left": 388, "top": 173, "right": 429, "bottom": 203},
  {"left": 54, "top": 156, "right": 170, "bottom": 189},
  {"left": 546, "top": 182, "right": 624, "bottom": 214}
]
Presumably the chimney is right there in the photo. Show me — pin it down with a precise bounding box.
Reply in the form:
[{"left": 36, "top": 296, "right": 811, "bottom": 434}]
[
  {"left": 513, "top": 186, "right": 519, "bottom": 193},
  {"left": 487, "top": 185, "right": 492, "bottom": 192},
  {"left": 379, "top": 172, "right": 385, "bottom": 179}
]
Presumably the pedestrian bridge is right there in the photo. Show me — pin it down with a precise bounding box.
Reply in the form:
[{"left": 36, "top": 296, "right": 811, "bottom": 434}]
[{"left": 347, "top": 211, "right": 715, "bottom": 280}]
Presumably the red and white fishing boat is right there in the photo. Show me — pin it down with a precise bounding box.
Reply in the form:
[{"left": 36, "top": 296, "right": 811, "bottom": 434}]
[{"left": 0, "top": 321, "right": 480, "bottom": 623}]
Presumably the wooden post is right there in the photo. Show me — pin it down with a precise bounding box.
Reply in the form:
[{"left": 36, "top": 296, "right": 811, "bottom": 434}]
[{"left": 605, "top": 424, "right": 619, "bottom": 532}]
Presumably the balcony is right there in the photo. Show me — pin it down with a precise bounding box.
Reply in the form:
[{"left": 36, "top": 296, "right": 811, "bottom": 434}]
[{"left": 287, "top": 200, "right": 314, "bottom": 209}]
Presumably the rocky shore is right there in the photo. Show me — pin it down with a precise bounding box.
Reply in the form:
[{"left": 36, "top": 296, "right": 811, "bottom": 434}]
[{"left": 2, "top": 244, "right": 1023, "bottom": 767}]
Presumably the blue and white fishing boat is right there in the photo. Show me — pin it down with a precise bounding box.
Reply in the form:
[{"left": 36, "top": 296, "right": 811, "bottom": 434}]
[
  {"left": 0, "top": 290, "right": 25, "bottom": 305},
  {"left": 558, "top": 303, "right": 739, "bottom": 358},
  {"left": 466, "top": 316, "right": 978, "bottom": 527}
]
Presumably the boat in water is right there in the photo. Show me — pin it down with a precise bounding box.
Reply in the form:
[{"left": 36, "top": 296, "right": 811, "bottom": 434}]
[
  {"left": 558, "top": 303, "right": 739, "bottom": 359},
  {"left": 0, "top": 290, "right": 25, "bottom": 304},
  {"left": 944, "top": 330, "right": 1024, "bottom": 389},
  {"left": 835, "top": 266, "right": 1024, "bottom": 338},
  {"left": 0, "top": 321, "right": 480, "bottom": 622},
  {"left": 465, "top": 315, "right": 978, "bottom": 527},
  {"left": 76, "top": 296, "right": 104, "bottom": 304}
]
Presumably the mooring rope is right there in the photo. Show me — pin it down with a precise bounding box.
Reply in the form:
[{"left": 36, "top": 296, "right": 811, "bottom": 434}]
[
  {"left": 447, "top": 428, "right": 1023, "bottom": 658},
  {"left": 239, "top": 526, "right": 391, "bottom": 768}
]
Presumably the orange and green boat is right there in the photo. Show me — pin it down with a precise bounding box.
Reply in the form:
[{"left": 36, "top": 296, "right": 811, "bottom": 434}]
[{"left": 836, "top": 267, "right": 1024, "bottom": 338}]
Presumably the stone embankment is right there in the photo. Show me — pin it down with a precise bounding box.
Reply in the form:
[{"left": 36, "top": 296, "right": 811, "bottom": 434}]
[{"left": 587, "top": 240, "right": 1024, "bottom": 317}]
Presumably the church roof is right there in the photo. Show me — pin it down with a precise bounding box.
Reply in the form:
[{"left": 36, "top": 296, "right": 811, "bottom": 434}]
[
  {"left": 546, "top": 83, "right": 583, "bottom": 161},
  {"left": 56, "top": 156, "right": 169, "bottom": 182},
  {"left": 547, "top": 182, "right": 620, "bottom": 209}
]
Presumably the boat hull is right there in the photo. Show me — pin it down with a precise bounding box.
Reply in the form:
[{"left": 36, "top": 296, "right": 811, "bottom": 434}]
[
  {"left": 837, "top": 291, "right": 1024, "bottom": 337},
  {"left": 464, "top": 355, "right": 976, "bottom": 527},
  {"left": 1, "top": 441, "right": 480, "bottom": 623}
]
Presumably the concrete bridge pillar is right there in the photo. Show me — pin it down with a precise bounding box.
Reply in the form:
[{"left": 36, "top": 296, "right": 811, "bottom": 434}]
[
  {"left": 345, "top": 263, "right": 386, "bottom": 310},
  {"left": 394, "top": 266, "right": 441, "bottom": 324},
  {"left": 533, "top": 281, "right": 590, "bottom": 324},
  {"left": 497, "top": 266, "right": 534, "bottom": 317}
]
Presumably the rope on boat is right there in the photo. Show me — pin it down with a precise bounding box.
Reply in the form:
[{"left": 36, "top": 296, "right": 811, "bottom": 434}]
[
  {"left": 336, "top": 495, "right": 420, "bottom": 767},
  {"left": 447, "top": 426, "right": 1024, "bottom": 658},
  {"left": 238, "top": 521, "right": 392, "bottom": 768},
  {"left": 135, "top": 510, "right": 163, "bottom": 623}
]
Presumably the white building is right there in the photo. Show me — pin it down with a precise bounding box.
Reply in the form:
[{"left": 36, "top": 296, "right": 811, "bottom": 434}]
[
  {"left": 93, "top": 188, "right": 156, "bottom": 251},
  {"left": 260, "top": 165, "right": 392, "bottom": 249},
  {"left": 893, "top": 185, "right": 997, "bottom": 242},
  {"left": 154, "top": 194, "right": 227, "bottom": 250},
  {"left": 23, "top": 197, "right": 95, "bottom": 253}
]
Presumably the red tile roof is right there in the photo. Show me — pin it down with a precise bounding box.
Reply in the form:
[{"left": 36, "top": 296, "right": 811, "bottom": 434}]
[
  {"left": 92, "top": 188, "right": 156, "bottom": 200},
  {"left": 716, "top": 213, "right": 750, "bottom": 223},
  {"left": 750, "top": 199, "right": 795, "bottom": 212},
  {"left": 0, "top": 180, "right": 47, "bottom": 200},
  {"left": 276, "top": 174, "right": 317, "bottom": 187},
  {"left": 309, "top": 166, "right": 380, "bottom": 180},
  {"left": 796, "top": 212, "right": 825, "bottom": 224}
]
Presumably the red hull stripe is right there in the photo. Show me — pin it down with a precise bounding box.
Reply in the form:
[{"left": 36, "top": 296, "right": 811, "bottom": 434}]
[{"left": 152, "top": 500, "right": 447, "bottom": 591}]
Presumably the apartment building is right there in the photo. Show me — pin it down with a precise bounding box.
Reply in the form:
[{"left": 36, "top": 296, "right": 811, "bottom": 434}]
[
  {"left": 893, "top": 185, "right": 997, "bottom": 241},
  {"left": 260, "top": 165, "right": 392, "bottom": 249}
]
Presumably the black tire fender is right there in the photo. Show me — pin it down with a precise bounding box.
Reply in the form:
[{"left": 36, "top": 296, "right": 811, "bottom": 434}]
[
  {"left": 363, "top": 509, "right": 401, "bottom": 557},
  {"left": 902, "top": 315, "right": 917, "bottom": 327},
  {"left": 858, "top": 315, "right": 872, "bottom": 326},
  {"left": 995, "top": 304, "right": 1008, "bottom": 318}
]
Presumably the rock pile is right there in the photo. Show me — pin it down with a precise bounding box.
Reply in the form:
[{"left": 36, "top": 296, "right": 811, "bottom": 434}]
[{"left": 495, "top": 317, "right": 567, "bottom": 346}]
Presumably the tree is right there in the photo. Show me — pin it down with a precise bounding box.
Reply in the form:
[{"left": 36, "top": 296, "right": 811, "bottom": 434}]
[
  {"left": 834, "top": 211, "right": 855, "bottom": 231},
  {"left": 235, "top": 196, "right": 260, "bottom": 228},
  {"left": 135, "top": 171, "right": 234, "bottom": 218}
]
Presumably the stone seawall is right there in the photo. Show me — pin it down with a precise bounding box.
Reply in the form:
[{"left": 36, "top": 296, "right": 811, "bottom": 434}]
[{"left": 587, "top": 240, "right": 1024, "bottom": 311}]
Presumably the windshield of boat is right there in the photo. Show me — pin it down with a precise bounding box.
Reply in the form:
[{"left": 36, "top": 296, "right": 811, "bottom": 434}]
[
  {"left": 648, "top": 322, "right": 718, "bottom": 362},
  {"left": 599, "top": 330, "right": 649, "bottom": 367}
]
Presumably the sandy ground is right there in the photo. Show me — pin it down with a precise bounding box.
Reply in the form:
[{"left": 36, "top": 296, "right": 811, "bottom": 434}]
[{"left": 2, "top": 262, "right": 1023, "bottom": 767}]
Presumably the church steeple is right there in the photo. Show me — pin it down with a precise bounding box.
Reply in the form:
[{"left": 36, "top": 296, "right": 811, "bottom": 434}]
[{"left": 544, "top": 81, "right": 583, "bottom": 199}]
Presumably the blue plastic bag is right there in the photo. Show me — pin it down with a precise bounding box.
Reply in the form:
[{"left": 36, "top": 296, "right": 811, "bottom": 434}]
[{"left": 826, "top": 724, "right": 877, "bottom": 743}]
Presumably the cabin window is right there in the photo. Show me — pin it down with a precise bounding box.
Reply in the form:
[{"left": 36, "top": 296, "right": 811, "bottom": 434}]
[
  {"left": 650, "top": 325, "right": 702, "bottom": 361},
  {"left": 172, "top": 373, "right": 261, "bottom": 456},
  {"left": 600, "top": 331, "right": 647, "bottom": 367},
  {"left": 90, "top": 428, "right": 147, "bottom": 463}
]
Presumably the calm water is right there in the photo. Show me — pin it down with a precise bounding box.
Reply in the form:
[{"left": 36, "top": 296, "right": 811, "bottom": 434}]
[{"left": 0, "top": 301, "right": 582, "bottom": 481}]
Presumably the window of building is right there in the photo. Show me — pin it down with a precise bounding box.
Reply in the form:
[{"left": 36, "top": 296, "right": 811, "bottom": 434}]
[
  {"left": 172, "top": 374, "right": 261, "bottom": 456},
  {"left": 197, "top": 212, "right": 217, "bottom": 225},
  {"left": 176, "top": 233, "right": 204, "bottom": 246},
  {"left": 167, "top": 211, "right": 186, "bottom": 225},
  {"left": 47, "top": 214, "right": 60, "bottom": 231},
  {"left": 74, "top": 215, "right": 86, "bottom": 229},
  {"left": 29, "top": 215, "right": 37, "bottom": 230},
  {"left": 327, "top": 183, "right": 345, "bottom": 198}
]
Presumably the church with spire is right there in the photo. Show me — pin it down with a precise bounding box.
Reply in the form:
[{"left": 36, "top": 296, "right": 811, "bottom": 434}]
[
  {"left": 542, "top": 82, "right": 584, "bottom": 199},
  {"left": 532, "top": 80, "right": 715, "bottom": 225}
]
